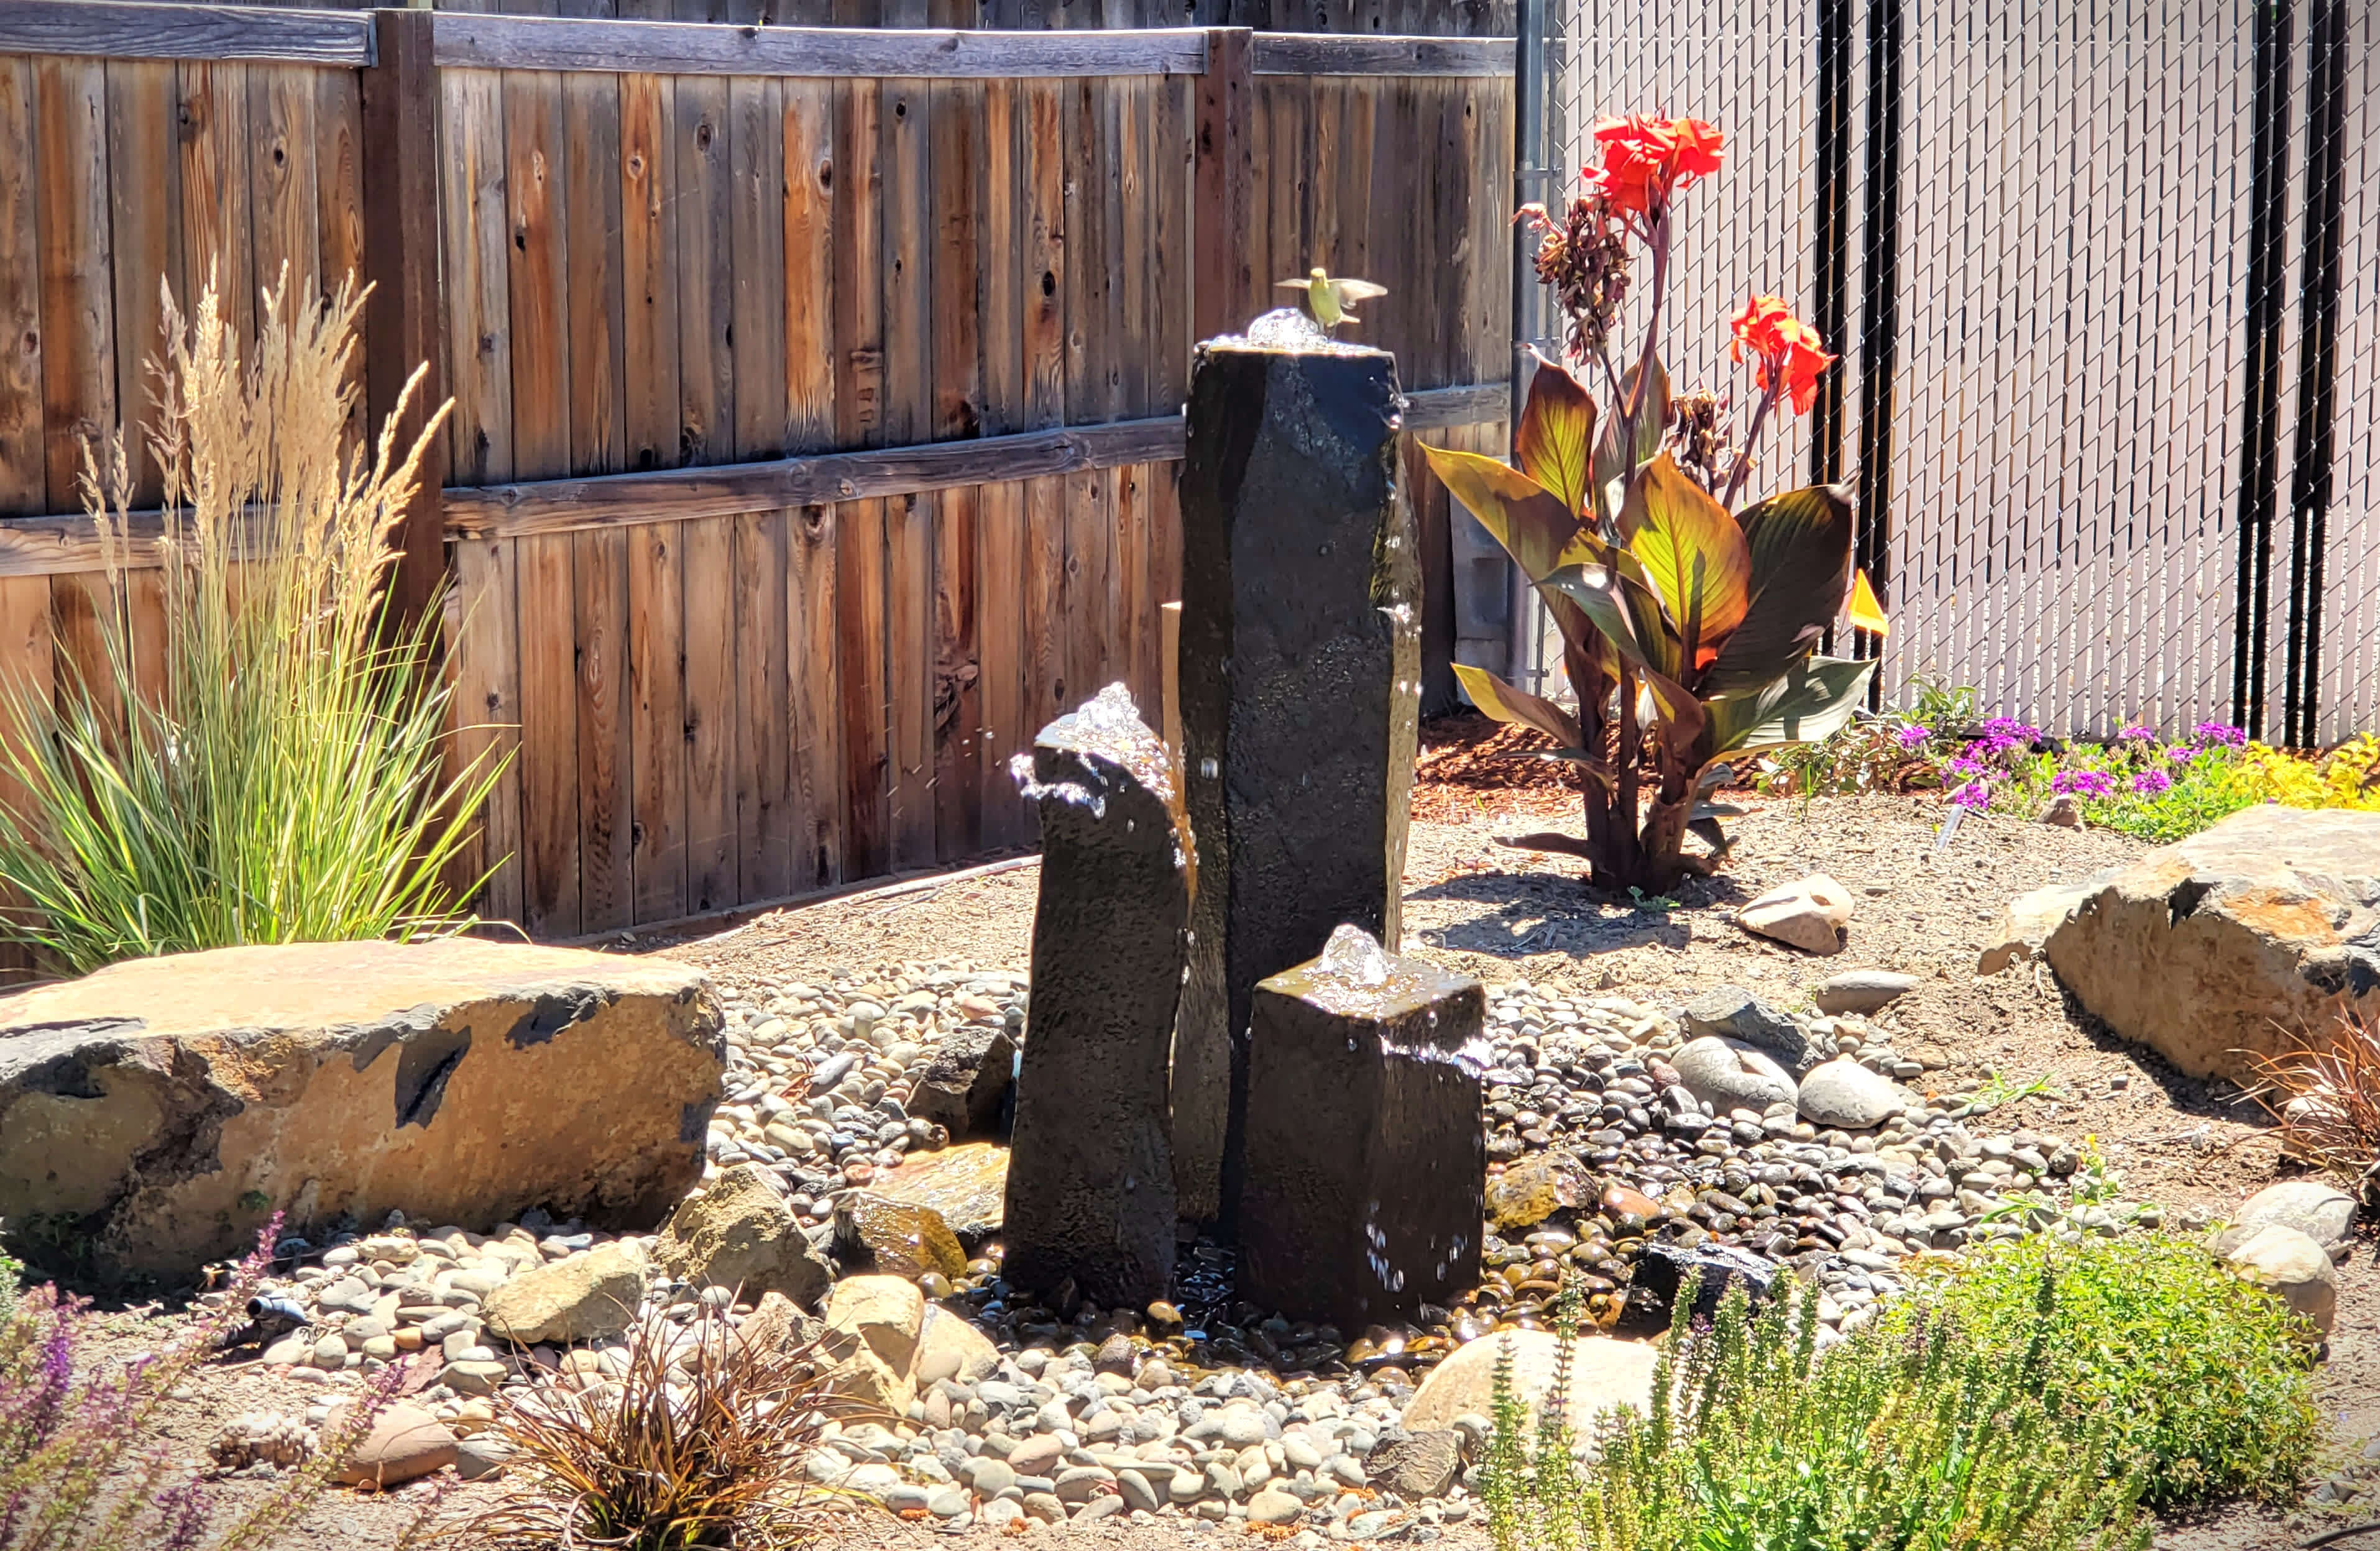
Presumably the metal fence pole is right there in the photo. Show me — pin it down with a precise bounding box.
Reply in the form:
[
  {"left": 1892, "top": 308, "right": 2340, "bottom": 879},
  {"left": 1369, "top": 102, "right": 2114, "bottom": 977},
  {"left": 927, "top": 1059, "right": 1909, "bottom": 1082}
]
[{"left": 1508, "top": 0, "right": 1551, "bottom": 692}]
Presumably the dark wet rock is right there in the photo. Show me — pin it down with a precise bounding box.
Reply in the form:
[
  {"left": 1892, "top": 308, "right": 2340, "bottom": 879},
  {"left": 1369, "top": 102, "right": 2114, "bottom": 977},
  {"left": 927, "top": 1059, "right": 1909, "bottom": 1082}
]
[
  {"left": 834, "top": 1196, "right": 967, "bottom": 1283},
  {"left": 1487, "top": 1150, "right": 1589, "bottom": 1231},
  {"left": 1174, "top": 338, "right": 1419, "bottom": 1228},
  {"left": 1238, "top": 926, "right": 1484, "bottom": 1327},
  {"left": 863, "top": 1142, "right": 1008, "bottom": 1249},
  {"left": 1619, "top": 1242, "right": 1781, "bottom": 1335},
  {"left": 1684, "top": 986, "right": 1818, "bottom": 1072},
  {"left": 906, "top": 1024, "right": 1016, "bottom": 1140},
  {"left": 1002, "top": 685, "right": 1191, "bottom": 1308}
]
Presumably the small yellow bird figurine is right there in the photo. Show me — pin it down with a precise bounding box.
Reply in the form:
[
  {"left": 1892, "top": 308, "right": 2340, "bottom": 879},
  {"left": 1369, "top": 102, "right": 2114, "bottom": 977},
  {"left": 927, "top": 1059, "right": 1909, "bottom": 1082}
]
[{"left": 1276, "top": 266, "right": 1387, "bottom": 331}]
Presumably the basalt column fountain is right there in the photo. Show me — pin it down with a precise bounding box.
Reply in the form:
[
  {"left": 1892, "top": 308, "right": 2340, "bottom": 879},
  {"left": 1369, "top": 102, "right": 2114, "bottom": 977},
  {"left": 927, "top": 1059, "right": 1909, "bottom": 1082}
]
[
  {"left": 1238, "top": 925, "right": 1486, "bottom": 1327},
  {"left": 1174, "top": 332, "right": 1421, "bottom": 1230},
  {"left": 1001, "top": 685, "right": 1194, "bottom": 1309}
]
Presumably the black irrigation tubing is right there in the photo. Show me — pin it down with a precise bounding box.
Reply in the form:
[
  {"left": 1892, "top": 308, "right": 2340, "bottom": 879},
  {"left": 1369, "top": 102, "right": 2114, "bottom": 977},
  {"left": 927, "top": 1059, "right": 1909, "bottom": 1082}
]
[{"left": 2302, "top": 1524, "right": 2380, "bottom": 1549}]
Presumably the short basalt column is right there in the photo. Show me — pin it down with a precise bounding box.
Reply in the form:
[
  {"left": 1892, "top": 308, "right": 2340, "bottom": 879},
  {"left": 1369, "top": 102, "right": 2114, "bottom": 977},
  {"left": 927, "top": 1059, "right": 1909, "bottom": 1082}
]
[
  {"left": 1238, "top": 925, "right": 1485, "bottom": 1327},
  {"left": 1001, "top": 684, "right": 1194, "bottom": 1309},
  {"left": 1174, "top": 336, "right": 1420, "bottom": 1229}
]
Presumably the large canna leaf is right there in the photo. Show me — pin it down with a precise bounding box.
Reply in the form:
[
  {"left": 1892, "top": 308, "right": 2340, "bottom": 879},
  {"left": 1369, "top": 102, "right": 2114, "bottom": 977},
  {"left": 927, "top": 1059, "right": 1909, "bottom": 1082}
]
[
  {"left": 1593, "top": 355, "right": 1670, "bottom": 527},
  {"left": 1538, "top": 563, "right": 1704, "bottom": 744},
  {"left": 1701, "top": 655, "right": 1877, "bottom": 757},
  {"left": 1453, "top": 662, "right": 1584, "bottom": 751},
  {"left": 1422, "top": 445, "right": 1580, "bottom": 582},
  {"left": 1621, "top": 452, "right": 1751, "bottom": 666},
  {"left": 1512, "top": 355, "right": 1597, "bottom": 518},
  {"left": 1700, "top": 482, "right": 1855, "bottom": 696}
]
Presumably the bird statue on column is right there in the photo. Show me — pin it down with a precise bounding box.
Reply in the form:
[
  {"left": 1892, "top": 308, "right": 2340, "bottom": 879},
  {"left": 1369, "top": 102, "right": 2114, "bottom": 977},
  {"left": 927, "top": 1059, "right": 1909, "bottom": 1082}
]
[{"left": 1277, "top": 267, "right": 1387, "bottom": 332}]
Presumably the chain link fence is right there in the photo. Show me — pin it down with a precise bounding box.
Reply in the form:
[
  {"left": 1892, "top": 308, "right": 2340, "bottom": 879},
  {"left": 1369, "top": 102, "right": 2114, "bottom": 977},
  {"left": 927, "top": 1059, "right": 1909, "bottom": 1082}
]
[{"left": 1518, "top": 0, "right": 2373, "bottom": 744}]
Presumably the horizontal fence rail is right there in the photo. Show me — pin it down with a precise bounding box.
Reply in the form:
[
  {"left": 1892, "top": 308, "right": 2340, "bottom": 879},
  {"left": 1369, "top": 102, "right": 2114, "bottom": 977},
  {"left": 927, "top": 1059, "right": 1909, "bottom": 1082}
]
[
  {"left": 431, "top": 14, "right": 1210, "bottom": 76},
  {"left": 0, "top": 6, "right": 1514, "bottom": 964},
  {"left": 0, "top": 1, "right": 377, "bottom": 65}
]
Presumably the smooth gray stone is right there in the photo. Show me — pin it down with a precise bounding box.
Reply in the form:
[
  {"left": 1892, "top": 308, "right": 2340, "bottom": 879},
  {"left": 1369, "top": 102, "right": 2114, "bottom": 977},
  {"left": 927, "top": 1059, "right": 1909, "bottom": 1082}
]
[
  {"left": 1002, "top": 686, "right": 1190, "bottom": 1309},
  {"left": 1174, "top": 338, "right": 1419, "bottom": 1228},
  {"left": 1238, "top": 926, "right": 1484, "bottom": 1327},
  {"left": 1794, "top": 1059, "right": 1903, "bottom": 1129},
  {"left": 1671, "top": 1036, "right": 1798, "bottom": 1114},
  {"left": 1814, "top": 970, "right": 1921, "bottom": 1015}
]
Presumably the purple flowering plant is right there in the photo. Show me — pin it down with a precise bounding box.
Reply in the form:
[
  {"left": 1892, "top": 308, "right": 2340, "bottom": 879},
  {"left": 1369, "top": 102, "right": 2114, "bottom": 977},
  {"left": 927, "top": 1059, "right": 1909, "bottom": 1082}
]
[{"left": 0, "top": 1218, "right": 390, "bottom": 1551}]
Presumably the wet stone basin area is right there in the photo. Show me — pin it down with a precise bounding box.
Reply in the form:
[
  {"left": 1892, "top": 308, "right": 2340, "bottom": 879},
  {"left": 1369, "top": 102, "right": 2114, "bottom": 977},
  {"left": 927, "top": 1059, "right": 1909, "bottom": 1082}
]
[{"left": 237, "top": 952, "right": 2131, "bottom": 1538}]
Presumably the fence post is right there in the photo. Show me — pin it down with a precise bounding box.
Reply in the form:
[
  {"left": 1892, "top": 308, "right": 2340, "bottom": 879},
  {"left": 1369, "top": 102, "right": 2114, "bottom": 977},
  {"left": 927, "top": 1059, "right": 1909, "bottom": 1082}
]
[
  {"left": 1193, "top": 27, "right": 1252, "bottom": 347},
  {"left": 361, "top": 7, "right": 448, "bottom": 634}
]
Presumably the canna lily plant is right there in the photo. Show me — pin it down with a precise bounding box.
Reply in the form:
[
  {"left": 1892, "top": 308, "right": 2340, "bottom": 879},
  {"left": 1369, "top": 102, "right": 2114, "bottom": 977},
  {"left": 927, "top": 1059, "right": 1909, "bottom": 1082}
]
[{"left": 1425, "top": 114, "right": 1882, "bottom": 890}]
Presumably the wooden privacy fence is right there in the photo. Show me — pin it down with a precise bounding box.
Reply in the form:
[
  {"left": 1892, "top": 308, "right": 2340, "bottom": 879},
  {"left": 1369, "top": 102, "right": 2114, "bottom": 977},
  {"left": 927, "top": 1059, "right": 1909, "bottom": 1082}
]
[{"left": 0, "top": 3, "right": 1513, "bottom": 952}]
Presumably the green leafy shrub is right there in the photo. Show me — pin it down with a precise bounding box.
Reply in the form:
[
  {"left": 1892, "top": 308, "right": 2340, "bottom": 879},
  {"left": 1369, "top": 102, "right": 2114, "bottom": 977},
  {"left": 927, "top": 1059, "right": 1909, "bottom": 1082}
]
[
  {"left": 0, "top": 270, "right": 500, "bottom": 976},
  {"left": 1901, "top": 1233, "right": 2321, "bottom": 1508},
  {"left": 1484, "top": 1273, "right": 2148, "bottom": 1551}
]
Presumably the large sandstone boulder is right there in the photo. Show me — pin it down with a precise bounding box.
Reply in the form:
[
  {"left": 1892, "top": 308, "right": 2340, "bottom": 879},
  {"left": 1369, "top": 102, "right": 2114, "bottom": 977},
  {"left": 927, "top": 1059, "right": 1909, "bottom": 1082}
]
[
  {"left": 0, "top": 941, "right": 724, "bottom": 1275},
  {"left": 2034, "top": 808, "right": 2380, "bottom": 1084}
]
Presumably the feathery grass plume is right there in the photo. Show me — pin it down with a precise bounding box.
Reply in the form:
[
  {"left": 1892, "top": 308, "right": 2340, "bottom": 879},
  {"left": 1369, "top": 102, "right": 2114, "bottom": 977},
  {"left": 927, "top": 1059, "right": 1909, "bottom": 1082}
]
[
  {"left": 0, "top": 267, "right": 500, "bottom": 974},
  {"left": 454, "top": 1297, "right": 861, "bottom": 1550},
  {"left": 0, "top": 1217, "right": 385, "bottom": 1551}
]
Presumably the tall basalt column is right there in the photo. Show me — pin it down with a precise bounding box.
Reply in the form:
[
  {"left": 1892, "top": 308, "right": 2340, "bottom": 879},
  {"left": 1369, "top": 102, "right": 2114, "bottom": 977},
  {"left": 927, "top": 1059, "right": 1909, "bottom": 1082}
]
[
  {"left": 1174, "top": 337, "right": 1420, "bottom": 1229},
  {"left": 1239, "top": 925, "right": 1485, "bottom": 1327},
  {"left": 1001, "top": 684, "right": 1193, "bottom": 1309}
]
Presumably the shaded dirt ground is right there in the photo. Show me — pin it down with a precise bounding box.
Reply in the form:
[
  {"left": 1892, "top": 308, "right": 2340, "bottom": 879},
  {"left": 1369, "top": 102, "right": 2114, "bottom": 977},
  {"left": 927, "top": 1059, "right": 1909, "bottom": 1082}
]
[{"left": 71, "top": 718, "right": 2380, "bottom": 1547}]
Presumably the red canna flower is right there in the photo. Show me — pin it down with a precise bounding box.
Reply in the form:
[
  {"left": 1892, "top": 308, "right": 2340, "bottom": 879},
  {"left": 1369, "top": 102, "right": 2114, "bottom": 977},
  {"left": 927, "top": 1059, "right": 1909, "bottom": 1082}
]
[
  {"left": 1730, "top": 294, "right": 1836, "bottom": 414},
  {"left": 1584, "top": 116, "right": 1725, "bottom": 217}
]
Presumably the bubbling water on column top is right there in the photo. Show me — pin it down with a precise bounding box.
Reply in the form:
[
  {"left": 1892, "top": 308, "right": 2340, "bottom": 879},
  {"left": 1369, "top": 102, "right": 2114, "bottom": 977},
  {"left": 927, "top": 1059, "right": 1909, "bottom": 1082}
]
[{"left": 1317, "top": 922, "right": 1392, "bottom": 987}]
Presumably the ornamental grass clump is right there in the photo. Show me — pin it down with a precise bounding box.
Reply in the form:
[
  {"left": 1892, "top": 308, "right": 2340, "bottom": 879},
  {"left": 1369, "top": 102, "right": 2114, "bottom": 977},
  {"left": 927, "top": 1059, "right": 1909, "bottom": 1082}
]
[
  {"left": 1900, "top": 1232, "right": 2321, "bottom": 1509},
  {"left": 0, "top": 1222, "right": 388, "bottom": 1551},
  {"left": 0, "top": 270, "right": 498, "bottom": 974},
  {"left": 1481, "top": 1272, "right": 2147, "bottom": 1551},
  {"left": 2247, "top": 1011, "right": 2380, "bottom": 1201},
  {"left": 457, "top": 1299, "right": 854, "bottom": 1550},
  {"left": 1426, "top": 116, "right": 1884, "bottom": 890}
]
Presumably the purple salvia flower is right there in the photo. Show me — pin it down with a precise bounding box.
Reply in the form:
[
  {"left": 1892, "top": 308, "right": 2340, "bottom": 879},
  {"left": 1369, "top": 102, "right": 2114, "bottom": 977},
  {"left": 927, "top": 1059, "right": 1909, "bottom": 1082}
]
[
  {"left": 1980, "top": 717, "right": 2041, "bottom": 743},
  {"left": 2193, "top": 721, "right": 2247, "bottom": 747},
  {"left": 1896, "top": 725, "right": 1933, "bottom": 749},
  {"left": 1947, "top": 755, "right": 1985, "bottom": 778},
  {"left": 2133, "top": 769, "right": 2173, "bottom": 795},
  {"left": 152, "top": 1478, "right": 213, "bottom": 1551},
  {"left": 2052, "top": 769, "right": 2116, "bottom": 799},
  {"left": 1950, "top": 780, "right": 1992, "bottom": 810},
  {"left": 2166, "top": 744, "right": 2198, "bottom": 766},
  {"left": 2118, "top": 723, "right": 2155, "bottom": 741}
]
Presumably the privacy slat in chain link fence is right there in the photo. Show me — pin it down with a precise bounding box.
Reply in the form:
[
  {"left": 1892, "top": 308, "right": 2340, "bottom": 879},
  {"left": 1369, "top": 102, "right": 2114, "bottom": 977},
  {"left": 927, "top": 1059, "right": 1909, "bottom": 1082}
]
[{"left": 1523, "top": 0, "right": 2373, "bottom": 744}]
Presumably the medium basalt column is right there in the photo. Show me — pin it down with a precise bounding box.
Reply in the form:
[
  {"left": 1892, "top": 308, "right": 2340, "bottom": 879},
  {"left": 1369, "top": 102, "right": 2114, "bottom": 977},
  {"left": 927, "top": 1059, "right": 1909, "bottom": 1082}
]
[
  {"left": 1238, "top": 925, "right": 1485, "bottom": 1327},
  {"left": 1001, "top": 684, "right": 1193, "bottom": 1309},
  {"left": 1174, "top": 336, "right": 1420, "bottom": 1230}
]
